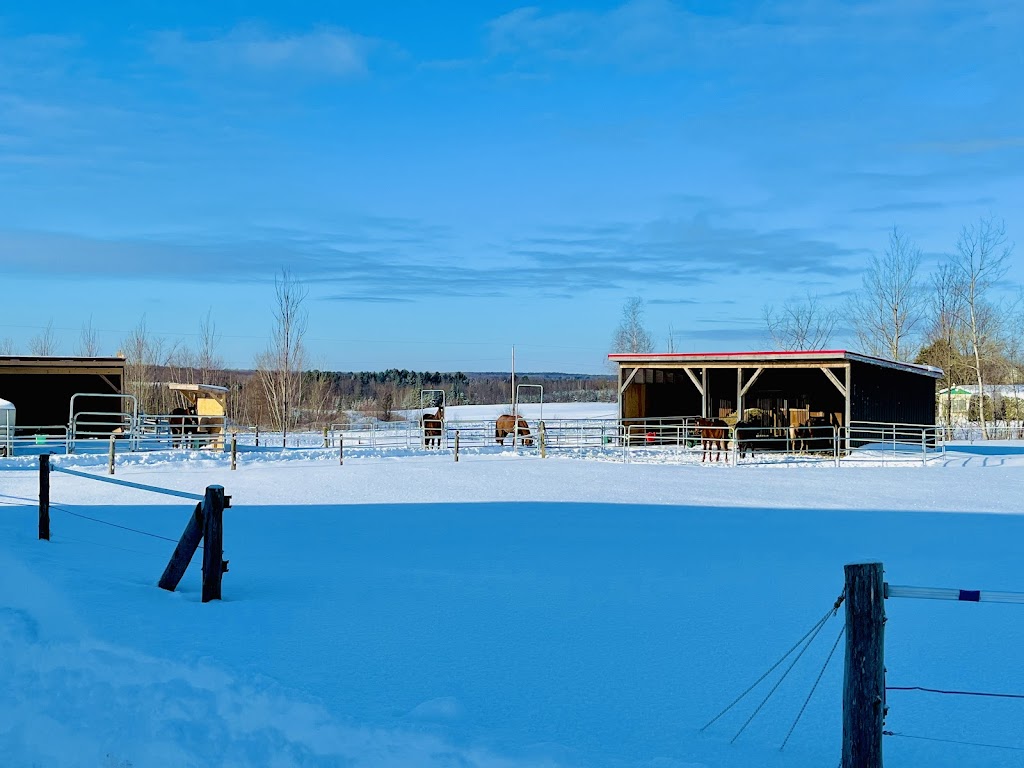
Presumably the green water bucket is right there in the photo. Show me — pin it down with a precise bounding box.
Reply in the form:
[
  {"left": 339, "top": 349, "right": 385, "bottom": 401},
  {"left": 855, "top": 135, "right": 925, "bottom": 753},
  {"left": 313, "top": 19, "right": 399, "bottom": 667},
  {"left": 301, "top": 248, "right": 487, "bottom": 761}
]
[{"left": 35, "top": 434, "right": 45, "bottom": 445}]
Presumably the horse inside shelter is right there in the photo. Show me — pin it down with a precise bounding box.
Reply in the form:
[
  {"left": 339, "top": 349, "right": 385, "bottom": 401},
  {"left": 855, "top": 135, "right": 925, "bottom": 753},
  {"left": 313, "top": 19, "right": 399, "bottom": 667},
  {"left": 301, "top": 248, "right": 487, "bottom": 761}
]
[{"left": 166, "top": 382, "right": 229, "bottom": 449}]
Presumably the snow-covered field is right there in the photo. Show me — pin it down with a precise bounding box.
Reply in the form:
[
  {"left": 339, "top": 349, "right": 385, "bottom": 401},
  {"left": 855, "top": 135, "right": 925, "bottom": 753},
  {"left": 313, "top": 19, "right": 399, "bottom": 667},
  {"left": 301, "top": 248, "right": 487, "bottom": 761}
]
[{"left": 2, "top": 405, "right": 1024, "bottom": 767}]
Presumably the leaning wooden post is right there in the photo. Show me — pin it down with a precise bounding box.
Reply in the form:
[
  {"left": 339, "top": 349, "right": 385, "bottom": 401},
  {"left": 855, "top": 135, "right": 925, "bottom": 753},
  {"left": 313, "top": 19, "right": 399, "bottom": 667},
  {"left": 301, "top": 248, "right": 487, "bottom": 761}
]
[
  {"left": 339, "top": 436, "right": 344, "bottom": 466},
  {"left": 454, "top": 430, "right": 460, "bottom": 462},
  {"left": 158, "top": 503, "right": 203, "bottom": 592},
  {"left": 108, "top": 435, "right": 116, "bottom": 475},
  {"left": 843, "top": 562, "right": 886, "bottom": 768},
  {"left": 539, "top": 421, "right": 547, "bottom": 458},
  {"left": 201, "top": 485, "right": 225, "bottom": 602},
  {"left": 38, "top": 453, "right": 50, "bottom": 541},
  {"left": 230, "top": 432, "right": 237, "bottom": 470}
]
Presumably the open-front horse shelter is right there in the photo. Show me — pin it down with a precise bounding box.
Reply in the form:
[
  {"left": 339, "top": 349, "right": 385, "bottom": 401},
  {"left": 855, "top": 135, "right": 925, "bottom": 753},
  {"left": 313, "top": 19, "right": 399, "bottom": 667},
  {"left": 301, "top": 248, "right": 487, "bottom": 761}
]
[
  {"left": 608, "top": 350, "right": 942, "bottom": 431},
  {"left": 0, "top": 355, "right": 126, "bottom": 430}
]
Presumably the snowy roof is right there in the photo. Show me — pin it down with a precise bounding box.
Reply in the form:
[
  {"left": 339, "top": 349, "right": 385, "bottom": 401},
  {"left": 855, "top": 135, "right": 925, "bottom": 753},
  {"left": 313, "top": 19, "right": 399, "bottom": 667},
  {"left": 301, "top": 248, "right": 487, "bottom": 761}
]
[
  {"left": 0, "top": 397, "right": 13, "bottom": 410},
  {"left": 167, "top": 382, "right": 229, "bottom": 394},
  {"left": 607, "top": 349, "right": 944, "bottom": 378}
]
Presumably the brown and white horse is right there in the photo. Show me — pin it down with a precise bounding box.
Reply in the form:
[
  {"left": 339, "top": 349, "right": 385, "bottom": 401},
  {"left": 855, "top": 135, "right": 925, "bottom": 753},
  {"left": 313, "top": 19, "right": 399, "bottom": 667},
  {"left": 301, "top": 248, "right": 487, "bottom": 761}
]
[
  {"left": 696, "top": 417, "right": 728, "bottom": 463},
  {"left": 421, "top": 406, "right": 444, "bottom": 448}
]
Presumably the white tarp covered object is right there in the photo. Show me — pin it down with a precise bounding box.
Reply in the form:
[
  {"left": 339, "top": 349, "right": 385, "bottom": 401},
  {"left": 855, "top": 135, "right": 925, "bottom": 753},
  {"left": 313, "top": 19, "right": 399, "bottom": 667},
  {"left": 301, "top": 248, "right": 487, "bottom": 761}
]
[{"left": 0, "top": 396, "right": 13, "bottom": 456}]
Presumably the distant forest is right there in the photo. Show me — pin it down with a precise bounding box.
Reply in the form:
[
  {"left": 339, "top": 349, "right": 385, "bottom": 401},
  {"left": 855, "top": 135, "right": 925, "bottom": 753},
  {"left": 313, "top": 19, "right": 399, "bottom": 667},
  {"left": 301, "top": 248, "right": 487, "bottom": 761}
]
[{"left": 137, "top": 365, "right": 615, "bottom": 429}]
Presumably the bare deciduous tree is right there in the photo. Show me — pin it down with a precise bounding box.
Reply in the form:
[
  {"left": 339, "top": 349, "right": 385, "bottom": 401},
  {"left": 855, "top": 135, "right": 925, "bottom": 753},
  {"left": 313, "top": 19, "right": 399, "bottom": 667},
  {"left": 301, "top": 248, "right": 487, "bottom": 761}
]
[
  {"left": 611, "top": 297, "right": 654, "bottom": 354},
  {"left": 0, "top": 338, "right": 14, "bottom": 354},
  {"left": 77, "top": 316, "right": 101, "bottom": 356},
  {"left": 950, "top": 216, "right": 1012, "bottom": 438},
  {"left": 763, "top": 293, "right": 838, "bottom": 350},
  {"left": 29, "top": 320, "right": 59, "bottom": 355},
  {"left": 255, "top": 270, "right": 309, "bottom": 445},
  {"left": 120, "top": 316, "right": 167, "bottom": 414},
  {"left": 848, "top": 227, "right": 925, "bottom": 361},
  {"left": 921, "top": 263, "right": 967, "bottom": 433},
  {"left": 197, "top": 308, "right": 223, "bottom": 384}
]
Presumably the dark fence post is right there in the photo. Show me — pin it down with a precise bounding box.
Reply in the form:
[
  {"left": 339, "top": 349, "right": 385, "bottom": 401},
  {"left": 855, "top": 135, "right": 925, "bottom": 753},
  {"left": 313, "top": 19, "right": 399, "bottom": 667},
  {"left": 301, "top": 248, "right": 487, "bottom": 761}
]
[
  {"left": 38, "top": 453, "right": 50, "bottom": 541},
  {"left": 230, "top": 433, "right": 237, "bottom": 471},
  {"left": 108, "top": 435, "right": 116, "bottom": 475},
  {"left": 323, "top": 425, "right": 329, "bottom": 448},
  {"left": 254, "top": 424, "right": 259, "bottom": 447},
  {"left": 339, "top": 436, "right": 344, "bottom": 466},
  {"left": 843, "top": 561, "right": 886, "bottom": 768},
  {"left": 454, "top": 430, "right": 460, "bottom": 462},
  {"left": 158, "top": 503, "right": 204, "bottom": 591},
  {"left": 201, "top": 485, "right": 225, "bottom": 602}
]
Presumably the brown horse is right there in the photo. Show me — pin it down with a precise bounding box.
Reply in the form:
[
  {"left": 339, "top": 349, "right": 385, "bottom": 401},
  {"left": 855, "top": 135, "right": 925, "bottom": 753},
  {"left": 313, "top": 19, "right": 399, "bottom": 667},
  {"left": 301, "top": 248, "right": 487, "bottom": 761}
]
[
  {"left": 170, "top": 406, "right": 198, "bottom": 448},
  {"left": 421, "top": 406, "right": 444, "bottom": 448},
  {"left": 496, "top": 414, "right": 533, "bottom": 446},
  {"left": 696, "top": 417, "right": 728, "bottom": 463}
]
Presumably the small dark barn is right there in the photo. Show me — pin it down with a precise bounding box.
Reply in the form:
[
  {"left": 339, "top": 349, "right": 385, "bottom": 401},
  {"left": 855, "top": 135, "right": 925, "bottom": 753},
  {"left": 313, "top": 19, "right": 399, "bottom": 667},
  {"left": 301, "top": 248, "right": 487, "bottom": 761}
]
[
  {"left": 608, "top": 350, "right": 941, "bottom": 438},
  {"left": 0, "top": 356, "right": 127, "bottom": 431}
]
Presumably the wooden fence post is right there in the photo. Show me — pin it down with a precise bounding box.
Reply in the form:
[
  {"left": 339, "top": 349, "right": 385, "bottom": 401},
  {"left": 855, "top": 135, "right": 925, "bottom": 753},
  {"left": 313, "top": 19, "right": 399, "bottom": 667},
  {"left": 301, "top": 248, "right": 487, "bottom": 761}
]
[
  {"left": 38, "top": 453, "right": 50, "bottom": 541},
  {"left": 254, "top": 424, "right": 259, "bottom": 447},
  {"left": 339, "top": 436, "right": 344, "bottom": 465},
  {"left": 539, "top": 421, "right": 547, "bottom": 458},
  {"left": 323, "top": 425, "right": 329, "bottom": 448},
  {"left": 158, "top": 503, "right": 203, "bottom": 591},
  {"left": 201, "top": 485, "right": 225, "bottom": 602},
  {"left": 230, "top": 432, "right": 237, "bottom": 470},
  {"left": 843, "top": 561, "right": 886, "bottom": 768},
  {"left": 454, "top": 430, "right": 460, "bottom": 462},
  {"left": 108, "top": 435, "right": 116, "bottom": 475}
]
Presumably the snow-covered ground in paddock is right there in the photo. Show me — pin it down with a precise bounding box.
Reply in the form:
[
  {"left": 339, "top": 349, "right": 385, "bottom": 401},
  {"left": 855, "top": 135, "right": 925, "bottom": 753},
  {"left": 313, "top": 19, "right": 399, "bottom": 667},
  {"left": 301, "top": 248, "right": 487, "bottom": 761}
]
[{"left": 2, "top": 408, "right": 1024, "bottom": 767}]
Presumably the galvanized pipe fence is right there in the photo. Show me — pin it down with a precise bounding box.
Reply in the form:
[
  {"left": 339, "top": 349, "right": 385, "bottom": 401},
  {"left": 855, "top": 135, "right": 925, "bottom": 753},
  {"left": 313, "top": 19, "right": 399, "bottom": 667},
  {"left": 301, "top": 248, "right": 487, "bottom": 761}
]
[{"left": 0, "top": 410, "right": 953, "bottom": 467}]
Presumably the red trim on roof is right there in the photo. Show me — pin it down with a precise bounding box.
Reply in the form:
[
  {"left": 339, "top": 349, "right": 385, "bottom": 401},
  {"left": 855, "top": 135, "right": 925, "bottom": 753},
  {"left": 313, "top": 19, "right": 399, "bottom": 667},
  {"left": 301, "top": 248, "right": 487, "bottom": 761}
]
[{"left": 607, "top": 349, "right": 848, "bottom": 359}]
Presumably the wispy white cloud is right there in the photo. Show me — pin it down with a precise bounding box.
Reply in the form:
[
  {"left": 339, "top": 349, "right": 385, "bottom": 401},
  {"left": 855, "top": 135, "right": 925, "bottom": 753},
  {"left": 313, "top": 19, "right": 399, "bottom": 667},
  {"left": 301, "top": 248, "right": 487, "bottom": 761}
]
[{"left": 151, "top": 24, "right": 379, "bottom": 77}]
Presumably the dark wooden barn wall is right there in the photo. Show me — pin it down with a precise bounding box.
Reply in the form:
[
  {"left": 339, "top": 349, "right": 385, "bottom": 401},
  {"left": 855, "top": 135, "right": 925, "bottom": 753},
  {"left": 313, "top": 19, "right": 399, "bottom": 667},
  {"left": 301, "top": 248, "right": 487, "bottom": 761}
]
[{"left": 849, "top": 361, "right": 936, "bottom": 426}]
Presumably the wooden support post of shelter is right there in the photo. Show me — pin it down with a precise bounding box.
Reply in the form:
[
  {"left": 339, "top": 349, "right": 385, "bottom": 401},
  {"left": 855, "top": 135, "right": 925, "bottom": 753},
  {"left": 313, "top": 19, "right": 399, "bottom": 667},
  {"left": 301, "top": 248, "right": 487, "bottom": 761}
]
[
  {"left": 38, "top": 453, "right": 50, "bottom": 541},
  {"left": 843, "top": 561, "right": 886, "bottom": 768}
]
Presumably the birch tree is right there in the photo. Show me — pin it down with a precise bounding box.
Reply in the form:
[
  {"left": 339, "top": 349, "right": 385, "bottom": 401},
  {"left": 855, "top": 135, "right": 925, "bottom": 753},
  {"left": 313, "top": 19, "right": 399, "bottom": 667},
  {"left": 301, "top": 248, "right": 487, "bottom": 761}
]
[
  {"left": 255, "top": 270, "right": 308, "bottom": 445},
  {"left": 950, "top": 216, "right": 1012, "bottom": 439},
  {"left": 77, "top": 317, "right": 101, "bottom": 356},
  {"left": 848, "top": 227, "right": 925, "bottom": 361},
  {"left": 611, "top": 297, "right": 654, "bottom": 353},
  {"left": 29, "top": 320, "right": 59, "bottom": 355}
]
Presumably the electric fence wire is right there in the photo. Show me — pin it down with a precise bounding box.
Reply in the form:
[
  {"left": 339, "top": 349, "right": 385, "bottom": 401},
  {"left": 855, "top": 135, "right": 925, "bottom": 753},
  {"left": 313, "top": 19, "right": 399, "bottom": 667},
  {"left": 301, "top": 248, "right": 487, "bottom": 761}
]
[
  {"left": 884, "top": 731, "right": 1024, "bottom": 752},
  {"left": 701, "top": 590, "right": 845, "bottom": 735},
  {"left": 887, "top": 685, "right": 1024, "bottom": 700},
  {"left": 730, "top": 604, "right": 836, "bottom": 744},
  {"left": 49, "top": 501, "right": 185, "bottom": 546},
  {"left": 780, "top": 622, "right": 846, "bottom": 751}
]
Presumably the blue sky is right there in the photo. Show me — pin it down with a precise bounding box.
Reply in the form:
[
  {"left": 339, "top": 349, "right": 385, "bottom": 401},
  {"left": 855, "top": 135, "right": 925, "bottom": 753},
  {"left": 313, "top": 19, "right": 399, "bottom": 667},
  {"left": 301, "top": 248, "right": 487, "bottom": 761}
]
[{"left": 0, "top": 1, "right": 1021, "bottom": 373}]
